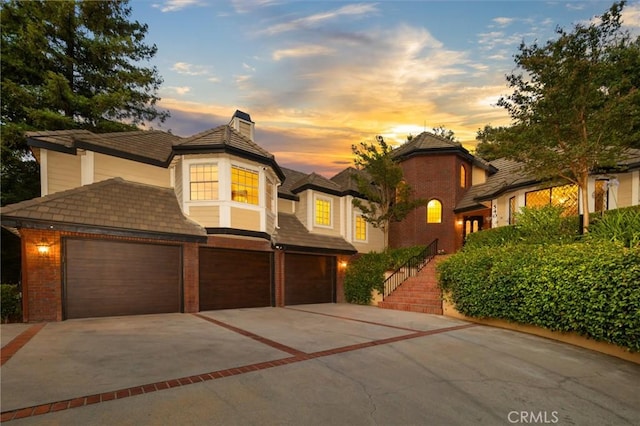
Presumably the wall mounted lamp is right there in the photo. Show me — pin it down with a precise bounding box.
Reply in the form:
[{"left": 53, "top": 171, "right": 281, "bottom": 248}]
[
  {"left": 36, "top": 238, "right": 51, "bottom": 256},
  {"left": 339, "top": 261, "right": 348, "bottom": 269}
]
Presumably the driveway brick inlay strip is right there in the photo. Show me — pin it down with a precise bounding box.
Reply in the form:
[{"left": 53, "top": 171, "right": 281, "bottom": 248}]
[
  {"left": 0, "top": 321, "right": 477, "bottom": 422},
  {"left": 284, "top": 306, "right": 427, "bottom": 332},
  {"left": 193, "top": 313, "right": 306, "bottom": 356},
  {"left": 1, "top": 323, "right": 47, "bottom": 366}
]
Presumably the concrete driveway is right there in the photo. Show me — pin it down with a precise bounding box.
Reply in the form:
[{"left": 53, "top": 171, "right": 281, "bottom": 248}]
[{"left": 1, "top": 304, "right": 639, "bottom": 425}]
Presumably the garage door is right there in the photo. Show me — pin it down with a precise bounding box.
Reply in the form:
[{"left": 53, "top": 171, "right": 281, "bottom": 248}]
[
  {"left": 285, "top": 254, "right": 335, "bottom": 305},
  {"left": 199, "top": 248, "right": 272, "bottom": 310},
  {"left": 65, "top": 239, "right": 182, "bottom": 319}
]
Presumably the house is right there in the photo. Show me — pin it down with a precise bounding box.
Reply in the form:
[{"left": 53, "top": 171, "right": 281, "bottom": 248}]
[
  {"left": 1, "top": 111, "right": 384, "bottom": 321},
  {"left": 2, "top": 110, "right": 639, "bottom": 322}
]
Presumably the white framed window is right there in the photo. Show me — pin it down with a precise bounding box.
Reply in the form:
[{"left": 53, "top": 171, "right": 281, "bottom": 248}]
[
  {"left": 354, "top": 214, "right": 367, "bottom": 241},
  {"left": 231, "top": 166, "right": 259, "bottom": 205},
  {"left": 314, "top": 196, "right": 332, "bottom": 227},
  {"left": 189, "top": 163, "right": 218, "bottom": 200}
]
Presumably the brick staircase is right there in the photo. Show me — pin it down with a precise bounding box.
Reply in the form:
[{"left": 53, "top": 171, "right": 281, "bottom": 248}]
[{"left": 377, "top": 256, "right": 445, "bottom": 315}]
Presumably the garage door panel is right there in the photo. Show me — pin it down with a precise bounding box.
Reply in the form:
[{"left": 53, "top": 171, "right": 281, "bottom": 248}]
[
  {"left": 199, "top": 248, "right": 272, "bottom": 310},
  {"left": 285, "top": 254, "right": 335, "bottom": 305},
  {"left": 65, "top": 239, "right": 181, "bottom": 319}
]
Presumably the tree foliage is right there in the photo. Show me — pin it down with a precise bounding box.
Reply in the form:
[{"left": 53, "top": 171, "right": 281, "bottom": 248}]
[
  {"left": 489, "top": 1, "right": 640, "bottom": 231},
  {"left": 431, "top": 125, "right": 458, "bottom": 142},
  {"left": 1, "top": 0, "right": 169, "bottom": 205},
  {"left": 351, "top": 136, "right": 424, "bottom": 246}
]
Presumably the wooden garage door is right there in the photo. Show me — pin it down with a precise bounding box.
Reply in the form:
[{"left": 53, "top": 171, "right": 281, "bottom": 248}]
[
  {"left": 199, "top": 248, "right": 272, "bottom": 310},
  {"left": 285, "top": 254, "right": 335, "bottom": 305},
  {"left": 65, "top": 239, "right": 181, "bottom": 319}
]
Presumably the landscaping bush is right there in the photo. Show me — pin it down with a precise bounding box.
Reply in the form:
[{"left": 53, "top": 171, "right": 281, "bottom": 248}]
[
  {"left": 587, "top": 206, "right": 640, "bottom": 248},
  {"left": 438, "top": 241, "right": 640, "bottom": 351},
  {"left": 463, "top": 204, "right": 580, "bottom": 249},
  {"left": 344, "top": 246, "right": 426, "bottom": 304},
  {"left": 1, "top": 284, "right": 22, "bottom": 323}
]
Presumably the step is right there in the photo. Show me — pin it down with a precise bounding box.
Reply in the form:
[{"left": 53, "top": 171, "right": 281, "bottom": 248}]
[
  {"left": 386, "top": 291, "right": 441, "bottom": 298},
  {"left": 383, "top": 296, "right": 442, "bottom": 304},
  {"left": 378, "top": 302, "right": 443, "bottom": 315}
]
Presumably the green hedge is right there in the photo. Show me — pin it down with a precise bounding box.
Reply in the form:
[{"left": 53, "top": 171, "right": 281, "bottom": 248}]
[
  {"left": 464, "top": 204, "right": 580, "bottom": 249},
  {"left": 438, "top": 241, "right": 640, "bottom": 351},
  {"left": 1, "top": 284, "right": 22, "bottom": 323},
  {"left": 344, "top": 246, "right": 425, "bottom": 304}
]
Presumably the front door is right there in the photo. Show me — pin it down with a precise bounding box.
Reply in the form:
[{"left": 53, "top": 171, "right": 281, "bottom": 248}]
[{"left": 463, "top": 216, "right": 484, "bottom": 242}]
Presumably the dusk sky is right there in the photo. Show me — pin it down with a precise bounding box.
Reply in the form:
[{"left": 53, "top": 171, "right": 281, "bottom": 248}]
[{"left": 131, "top": 1, "right": 640, "bottom": 177}]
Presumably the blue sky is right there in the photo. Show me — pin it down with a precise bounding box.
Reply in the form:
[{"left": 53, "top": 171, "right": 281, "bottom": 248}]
[{"left": 131, "top": 1, "right": 640, "bottom": 176}]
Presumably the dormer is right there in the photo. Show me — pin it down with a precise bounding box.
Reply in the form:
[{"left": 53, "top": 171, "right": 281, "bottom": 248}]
[{"left": 229, "top": 110, "right": 255, "bottom": 142}]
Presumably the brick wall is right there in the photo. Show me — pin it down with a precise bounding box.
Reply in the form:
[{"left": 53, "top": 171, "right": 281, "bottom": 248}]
[
  {"left": 20, "top": 228, "right": 63, "bottom": 322},
  {"left": 390, "top": 153, "right": 472, "bottom": 254}
]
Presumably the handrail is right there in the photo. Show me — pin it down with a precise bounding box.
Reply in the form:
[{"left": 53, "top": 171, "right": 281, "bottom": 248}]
[{"left": 382, "top": 239, "right": 439, "bottom": 299}]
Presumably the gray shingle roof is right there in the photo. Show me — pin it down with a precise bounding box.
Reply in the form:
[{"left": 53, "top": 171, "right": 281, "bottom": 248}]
[
  {"left": 279, "top": 167, "right": 309, "bottom": 198},
  {"left": 330, "top": 167, "right": 366, "bottom": 193},
  {"left": 1, "top": 178, "right": 206, "bottom": 241},
  {"left": 26, "top": 129, "right": 181, "bottom": 165},
  {"left": 273, "top": 213, "right": 357, "bottom": 254},
  {"left": 392, "top": 132, "right": 464, "bottom": 159},
  {"left": 175, "top": 125, "right": 274, "bottom": 160},
  {"left": 290, "top": 172, "right": 342, "bottom": 195}
]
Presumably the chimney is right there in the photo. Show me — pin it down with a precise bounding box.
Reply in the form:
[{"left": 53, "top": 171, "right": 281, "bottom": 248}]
[{"left": 229, "top": 110, "right": 255, "bottom": 141}]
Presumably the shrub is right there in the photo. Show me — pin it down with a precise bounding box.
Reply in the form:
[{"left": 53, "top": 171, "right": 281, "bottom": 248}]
[
  {"left": 344, "top": 246, "right": 426, "bottom": 304},
  {"left": 464, "top": 225, "right": 521, "bottom": 249},
  {"left": 587, "top": 206, "right": 640, "bottom": 248},
  {"left": 463, "top": 205, "right": 580, "bottom": 249},
  {"left": 438, "top": 241, "right": 640, "bottom": 352},
  {"left": 1, "top": 284, "right": 22, "bottom": 323},
  {"left": 514, "top": 204, "right": 580, "bottom": 245}
]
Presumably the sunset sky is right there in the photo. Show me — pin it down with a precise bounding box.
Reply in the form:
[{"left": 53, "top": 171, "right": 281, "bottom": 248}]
[{"left": 131, "top": 0, "right": 640, "bottom": 177}]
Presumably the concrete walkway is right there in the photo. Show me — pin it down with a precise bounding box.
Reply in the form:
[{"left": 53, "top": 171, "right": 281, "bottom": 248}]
[{"left": 1, "top": 304, "right": 639, "bottom": 425}]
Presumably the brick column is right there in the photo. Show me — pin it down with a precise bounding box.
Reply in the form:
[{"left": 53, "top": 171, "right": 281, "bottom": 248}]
[
  {"left": 182, "top": 242, "right": 199, "bottom": 313},
  {"left": 274, "top": 250, "right": 285, "bottom": 307},
  {"left": 21, "top": 228, "right": 62, "bottom": 322}
]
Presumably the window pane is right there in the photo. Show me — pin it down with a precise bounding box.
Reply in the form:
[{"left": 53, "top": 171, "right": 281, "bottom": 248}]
[
  {"left": 355, "top": 215, "right": 367, "bottom": 241},
  {"left": 460, "top": 165, "right": 466, "bottom": 188},
  {"left": 231, "top": 166, "right": 259, "bottom": 205},
  {"left": 315, "top": 199, "right": 331, "bottom": 226},
  {"left": 426, "top": 199, "right": 442, "bottom": 223},
  {"left": 190, "top": 164, "right": 218, "bottom": 200}
]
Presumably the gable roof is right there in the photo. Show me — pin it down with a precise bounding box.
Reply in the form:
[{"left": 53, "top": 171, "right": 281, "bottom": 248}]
[
  {"left": 26, "top": 130, "right": 180, "bottom": 167},
  {"left": 174, "top": 125, "right": 285, "bottom": 180},
  {"left": 0, "top": 178, "right": 207, "bottom": 242},
  {"left": 273, "top": 213, "right": 357, "bottom": 254},
  {"left": 278, "top": 167, "right": 308, "bottom": 200}
]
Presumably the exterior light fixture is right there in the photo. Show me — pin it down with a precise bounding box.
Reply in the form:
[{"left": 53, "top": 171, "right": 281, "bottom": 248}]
[
  {"left": 36, "top": 238, "right": 51, "bottom": 256},
  {"left": 339, "top": 261, "right": 348, "bottom": 269}
]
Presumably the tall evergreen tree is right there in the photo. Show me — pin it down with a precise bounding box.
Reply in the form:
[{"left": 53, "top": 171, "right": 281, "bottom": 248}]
[{"left": 1, "top": 0, "right": 169, "bottom": 205}]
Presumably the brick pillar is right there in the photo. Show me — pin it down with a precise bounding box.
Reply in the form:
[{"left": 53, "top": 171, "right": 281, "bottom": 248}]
[
  {"left": 182, "top": 242, "right": 199, "bottom": 313},
  {"left": 274, "top": 250, "right": 285, "bottom": 307},
  {"left": 335, "top": 255, "right": 351, "bottom": 303},
  {"left": 21, "top": 228, "right": 62, "bottom": 322}
]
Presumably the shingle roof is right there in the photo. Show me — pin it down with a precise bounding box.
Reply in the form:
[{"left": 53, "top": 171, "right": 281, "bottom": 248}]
[
  {"left": 26, "top": 129, "right": 181, "bottom": 166},
  {"left": 290, "top": 172, "right": 342, "bottom": 195},
  {"left": 273, "top": 213, "right": 357, "bottom": 254},
  {"left": 0, "top": 178, "right": 206, "bottom": 241},
  {"left": 175, "top": 125, "right": 273, "bottom": 160},
  {"left": 454, "top": 158, "right": 536, "bottom": 212},
  {"left": 279, "top": 167, "right": 309, "bottom": 198},
  {"left": 392, "top": 132, "right": 464, "bottom": 159},
  {"left": 331, "top": 167, "right": 364, "bottom": 193}
]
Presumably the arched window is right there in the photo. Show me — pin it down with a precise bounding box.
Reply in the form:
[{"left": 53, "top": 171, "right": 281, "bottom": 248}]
[
  {"left": 426, "top": 199, "right": 442, "bottom": 223},
  {"left": 460, "top": 165, "right": 467, "bottom": 188}
]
